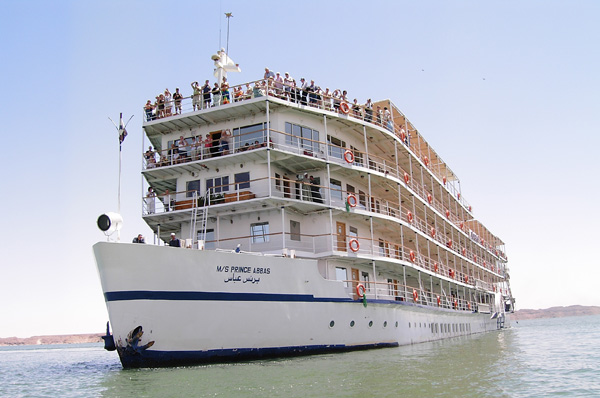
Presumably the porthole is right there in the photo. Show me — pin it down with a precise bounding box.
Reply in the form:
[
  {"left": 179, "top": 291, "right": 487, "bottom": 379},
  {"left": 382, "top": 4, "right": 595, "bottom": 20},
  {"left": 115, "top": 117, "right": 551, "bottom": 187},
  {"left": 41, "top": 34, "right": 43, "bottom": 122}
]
[
  {"left": 369, "top": 320, "right": 373, "bottom": 327},
  {"left": 329, "top": 320, "right": 335, "bottom": 328},
  {"left": 350, "top": 320, "right": 355, "bottom": 327},
  {"left": 383, "top": 321, "right": 388, "bottom": 327},
  {"left": 409, "top": 322, "right": 411, "bottom": 328},
  {"left": 395, "top": 321, "right": 398, "bottom": 327}
]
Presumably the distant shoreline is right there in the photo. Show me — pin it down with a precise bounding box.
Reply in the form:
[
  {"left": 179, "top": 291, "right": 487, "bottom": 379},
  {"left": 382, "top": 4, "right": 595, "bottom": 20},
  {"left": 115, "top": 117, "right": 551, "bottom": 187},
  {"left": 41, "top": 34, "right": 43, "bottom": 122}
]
[
  {"left": 511, "top": 305, "right": 600, "bottom": 320},
  {"left": 0, "top": 333, "right": 103, "bottom": 346},
  {"left": 2, "top": 305, "right": 599, "bottom": 345}
]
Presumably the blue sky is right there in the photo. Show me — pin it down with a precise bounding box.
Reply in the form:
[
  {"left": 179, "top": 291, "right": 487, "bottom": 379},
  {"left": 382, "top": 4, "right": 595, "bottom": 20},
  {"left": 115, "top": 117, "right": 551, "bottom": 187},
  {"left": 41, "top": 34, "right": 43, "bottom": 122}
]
[{"left": 1, "top": 0, "right": 599, "bottom": 337}]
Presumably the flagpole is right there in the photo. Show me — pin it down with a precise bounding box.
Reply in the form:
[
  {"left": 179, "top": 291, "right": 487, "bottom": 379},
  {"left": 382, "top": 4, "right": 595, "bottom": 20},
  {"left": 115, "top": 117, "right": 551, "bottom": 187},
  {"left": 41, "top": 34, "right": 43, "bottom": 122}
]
[
  {"left": 118, "top": 112, "right": 123, "bottom": 216},
  {"left": 108, "top": 113, "right": 133, "bottom": 242}
]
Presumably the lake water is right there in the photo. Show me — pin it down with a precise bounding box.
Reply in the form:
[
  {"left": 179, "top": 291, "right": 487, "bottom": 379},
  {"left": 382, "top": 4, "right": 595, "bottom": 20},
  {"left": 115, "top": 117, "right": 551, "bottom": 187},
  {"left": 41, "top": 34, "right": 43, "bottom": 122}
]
[{"left": 1, "top": 315, "right": 599, "bottom": 397}]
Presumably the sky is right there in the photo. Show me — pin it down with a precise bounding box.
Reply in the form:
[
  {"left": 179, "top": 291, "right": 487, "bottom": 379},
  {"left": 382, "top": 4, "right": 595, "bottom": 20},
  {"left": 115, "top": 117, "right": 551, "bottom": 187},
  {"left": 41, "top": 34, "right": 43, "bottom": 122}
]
[{"left": 1, "top": 0, "right": 599, "bottom": 338}]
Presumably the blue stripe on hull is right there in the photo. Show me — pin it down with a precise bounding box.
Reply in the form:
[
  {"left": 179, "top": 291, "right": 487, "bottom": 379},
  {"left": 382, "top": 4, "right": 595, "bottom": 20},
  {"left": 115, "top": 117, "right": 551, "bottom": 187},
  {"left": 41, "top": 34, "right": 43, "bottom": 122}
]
[
  {"left": 105, "top": 290, "right": 353, "bottom": 303},
  {"left": 118, "top": 342, "right": 399, "bottom": 369}
]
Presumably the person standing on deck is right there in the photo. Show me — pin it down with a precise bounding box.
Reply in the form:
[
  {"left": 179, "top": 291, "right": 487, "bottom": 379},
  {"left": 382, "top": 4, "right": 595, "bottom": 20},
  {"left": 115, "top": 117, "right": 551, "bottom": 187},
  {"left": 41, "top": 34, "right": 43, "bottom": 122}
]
[
  {"left": 202, "top": 80, "right": 212, "bottom": 109},
  {"left": 191, "top": 82, "right": 201, "bottom": 111},
  {"left": 169, "top": 233, "right": 181, "bottom": 247}
]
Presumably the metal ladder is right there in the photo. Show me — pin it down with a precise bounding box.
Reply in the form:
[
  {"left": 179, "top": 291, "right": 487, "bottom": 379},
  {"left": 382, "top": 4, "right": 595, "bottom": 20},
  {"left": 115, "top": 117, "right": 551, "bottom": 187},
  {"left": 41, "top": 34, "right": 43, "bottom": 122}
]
[{"left": 189, "top": 190, "right": 210, "bottom": 248}]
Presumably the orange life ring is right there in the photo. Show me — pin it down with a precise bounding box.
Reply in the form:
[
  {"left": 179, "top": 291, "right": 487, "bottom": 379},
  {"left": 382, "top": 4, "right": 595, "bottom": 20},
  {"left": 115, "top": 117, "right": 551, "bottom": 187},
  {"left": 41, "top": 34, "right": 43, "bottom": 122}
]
[
  {"left": 409, "top": 250, "right": 416, "bottom": 262},
  {"left": 340, "top": 102, "right": 350, "bottom": 114},
  {"left": 407, "top": 211, "right": 414, "bottom": 223},
  {"left": 434, "top": 262, "right": 439, "bottom": 272},
  {"left": 343, "top": 149, "right": 354, "bottom": 163},
  {"left": 349, "top": 238, "right": 360, "bottom": 252},
  {"left": 424, "top": 156, "right": 429, "bottom": 166},
  {"left": 400, "top": 131, "right": 406, "bottom": 142},
  {"left": 460, "top": 222, "right": 464, "bottom": 230},
  {"left": 449, "top": 269, "right": 455, "bottom": 278},
  {"left": 462, "top": 248, "right": 466, "bottom": 256},
  {"left": 356, "top": 283, "right": 366, "bottom": 298},
  {"left": 347, "top": 193, "right": 357, "bottom": 207},
  {"left": 465, "top": 275, "right": 469, "bottom": 283},
  {"left": 445, "top": 209, "right": 450, "bottom": 218},
  {"left": 437, "top": 295, "right": 441, "bottom": 306},
  {"left": 454, "top": 299, "right": 458, "bottom": 308},
  {"left": 413, "top": 289, "right": 418, "bottom": 302},
  {"left": 427, "top": 193, "right": 433, "bottom": 204},
  {"left": 443, "top": 176, "right": 447, "bottom": 185},
  {"left": 473, "top": 255, "right": 477, "bottom": 262},
  {"left": 403, "top": 172, "right": 410, "bottom": 184},
  {"left": 447, "top": 239, "right": 452, "bottom": 248},
  {"left": 430, "top": 227, "right": 436, "bottom": 237},
  {"left": 467, "top": 302, "right": 471, "bottom": 310},
  {"left": 457, "top": 193, "right": 461, "bottom": 199}
]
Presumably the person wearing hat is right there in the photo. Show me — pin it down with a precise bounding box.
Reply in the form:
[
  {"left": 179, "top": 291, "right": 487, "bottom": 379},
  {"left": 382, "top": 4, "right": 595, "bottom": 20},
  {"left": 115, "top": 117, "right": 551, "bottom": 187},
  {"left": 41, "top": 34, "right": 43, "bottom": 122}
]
[{"left": 169, "top": 233, "right": 181, "bottom": 247}]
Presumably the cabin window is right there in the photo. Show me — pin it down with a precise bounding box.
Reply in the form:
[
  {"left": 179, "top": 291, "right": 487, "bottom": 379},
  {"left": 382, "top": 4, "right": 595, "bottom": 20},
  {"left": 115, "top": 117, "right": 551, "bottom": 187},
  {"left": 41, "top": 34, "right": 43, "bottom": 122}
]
[
  {"left": 275, "top": 173, "right": 281, "bottom": 191},
  {"left": 358, "top": 190, "right": 366, "bottom": 208},
  {"left": 346, "top": 184, "right": 355, "bottom": 195},
  {"left": 251, "top": 222, "right": 269, "bottom": 243},
  {"left": 378, "top": 239, "right": 386, "bottom": 256},
  {"left": 350, "top": 145, "right": 363, "bottom": 166},
  {"left": 206, "top": 176, "right": 230, "bottom": 194},
  {"left": 290, "top": 220, "right": 301, "bottom": 241},
  {"left": 327, "top": 135, "right": 346, "bottom": 159},
  {"left": 361, "top": 271, "right": 370, "bottom": 290},
  {"left": 335, "top": 267, "right": 347, "bottom": 287},
  {"left": 349, "top": 226, "right": 358, "bottom": 239},
  {"left": 233, "top": 123, "right": 266, "bottom": 151},
  {"left": 186, "top": 179, "right": 201, "bottom": 198},
  {"left": 197, "top": 229, "right": 215, "bottom": 249},
  {"left": 330, "top": 178, "right": 342, "bottom": 201},
  {"left": 285, "top": 122, "right": 320, "bottom": 154},
  {"left": 234, "top": 172, "right": 250, "bottom": 190},
  {"left": 387, "top": 279, "right": 394, "bottom": 296}
]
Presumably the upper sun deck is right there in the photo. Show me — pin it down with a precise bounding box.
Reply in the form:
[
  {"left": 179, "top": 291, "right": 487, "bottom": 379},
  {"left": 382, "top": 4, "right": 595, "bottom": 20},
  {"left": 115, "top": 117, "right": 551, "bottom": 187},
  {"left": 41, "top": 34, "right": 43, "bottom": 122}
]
[{"left": 143, "top": 79, "right": 467, "bottom": 202}]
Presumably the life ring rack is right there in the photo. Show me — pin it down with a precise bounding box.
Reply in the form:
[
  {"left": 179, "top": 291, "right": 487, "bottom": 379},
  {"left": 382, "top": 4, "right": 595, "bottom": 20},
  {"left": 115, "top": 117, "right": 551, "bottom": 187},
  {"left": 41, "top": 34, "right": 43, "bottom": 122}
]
[
  {"left": 347, "top": 193, "right": 358, "bottom": 207},
  {"left": 356, "top": 283, "right": 366, "bottom": 298},
  {"left": 340, "top": 102, "right": 350, "bottom": 114},
  {"left": 343, "top": 149, "right": 354, "bottom": 164}
]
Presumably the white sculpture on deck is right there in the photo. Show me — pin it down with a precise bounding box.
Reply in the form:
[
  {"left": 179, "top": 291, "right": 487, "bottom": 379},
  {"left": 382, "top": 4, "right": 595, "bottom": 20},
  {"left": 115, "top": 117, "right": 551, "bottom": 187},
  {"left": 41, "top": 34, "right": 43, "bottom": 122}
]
[{"left": 212, "top": 48, "right": 241, "bottom": 85}]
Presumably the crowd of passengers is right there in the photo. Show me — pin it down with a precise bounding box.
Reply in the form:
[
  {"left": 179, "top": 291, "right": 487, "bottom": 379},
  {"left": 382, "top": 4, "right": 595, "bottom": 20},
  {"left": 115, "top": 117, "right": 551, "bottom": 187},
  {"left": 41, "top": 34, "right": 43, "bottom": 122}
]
[
  {"left": 144, "top": 67, "right": 403, "bottom": 135},
  {"left": 144, "top": 129, "right": 272, "bottom": 168}
]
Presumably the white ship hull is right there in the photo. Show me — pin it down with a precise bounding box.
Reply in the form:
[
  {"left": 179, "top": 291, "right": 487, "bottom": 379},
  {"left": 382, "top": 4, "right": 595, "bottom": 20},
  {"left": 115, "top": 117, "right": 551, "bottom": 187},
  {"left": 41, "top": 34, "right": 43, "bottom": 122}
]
[{"left": 94, "top": 242, "right": 507, "bottom": 368}]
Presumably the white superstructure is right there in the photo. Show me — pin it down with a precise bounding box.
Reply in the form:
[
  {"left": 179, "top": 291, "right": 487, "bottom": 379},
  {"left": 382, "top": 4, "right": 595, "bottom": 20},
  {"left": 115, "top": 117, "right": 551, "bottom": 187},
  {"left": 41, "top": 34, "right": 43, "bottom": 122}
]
[{"left": 94, "top": 60, "right": 513, "bottom": 368}]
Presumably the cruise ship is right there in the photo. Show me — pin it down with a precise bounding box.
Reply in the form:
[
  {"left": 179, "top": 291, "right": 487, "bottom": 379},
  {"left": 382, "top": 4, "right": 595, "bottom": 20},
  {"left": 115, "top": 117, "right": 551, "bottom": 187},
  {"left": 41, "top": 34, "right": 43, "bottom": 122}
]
[{"left": 94, "top": 50, "right": 514, "bottom": 369}]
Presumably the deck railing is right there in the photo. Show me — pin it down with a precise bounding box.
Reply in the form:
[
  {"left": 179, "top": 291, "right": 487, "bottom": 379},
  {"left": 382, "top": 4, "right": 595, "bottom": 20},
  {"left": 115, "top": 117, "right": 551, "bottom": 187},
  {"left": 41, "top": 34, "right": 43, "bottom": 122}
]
[
  {"left": 143, "top": 78, "right": 473, "bottom": 212},
  {"left": 143, "top": 172, "right": 505, "bottom": 275},
  {"left": 340, "top": 279, "right": 489, "bottom": 314}
]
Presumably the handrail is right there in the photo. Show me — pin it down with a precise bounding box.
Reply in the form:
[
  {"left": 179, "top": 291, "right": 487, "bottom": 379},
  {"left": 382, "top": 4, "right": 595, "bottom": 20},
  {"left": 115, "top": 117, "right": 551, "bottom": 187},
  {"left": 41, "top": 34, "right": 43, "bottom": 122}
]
[
  {"left": 143, "top": 78, "right": 475, "bottom": 212},
  {"left": 142, "top": 126, "right": 484, "bottom": 245},
  {"left": 341, "top": 279, "right": 487, "bottom": 313},
  {"left": 143, "top": 169, "right": 505, "bottom": 273}
]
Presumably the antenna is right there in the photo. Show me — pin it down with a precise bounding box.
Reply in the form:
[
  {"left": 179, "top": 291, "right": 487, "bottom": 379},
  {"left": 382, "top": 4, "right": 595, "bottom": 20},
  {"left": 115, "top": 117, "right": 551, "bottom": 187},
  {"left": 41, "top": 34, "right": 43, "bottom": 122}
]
[
  {"left": 218, "top": 1, "right": 222, "bottom": 49},
  {"left": 225, "top": 12, "right": 233, "bottom": 55}
]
